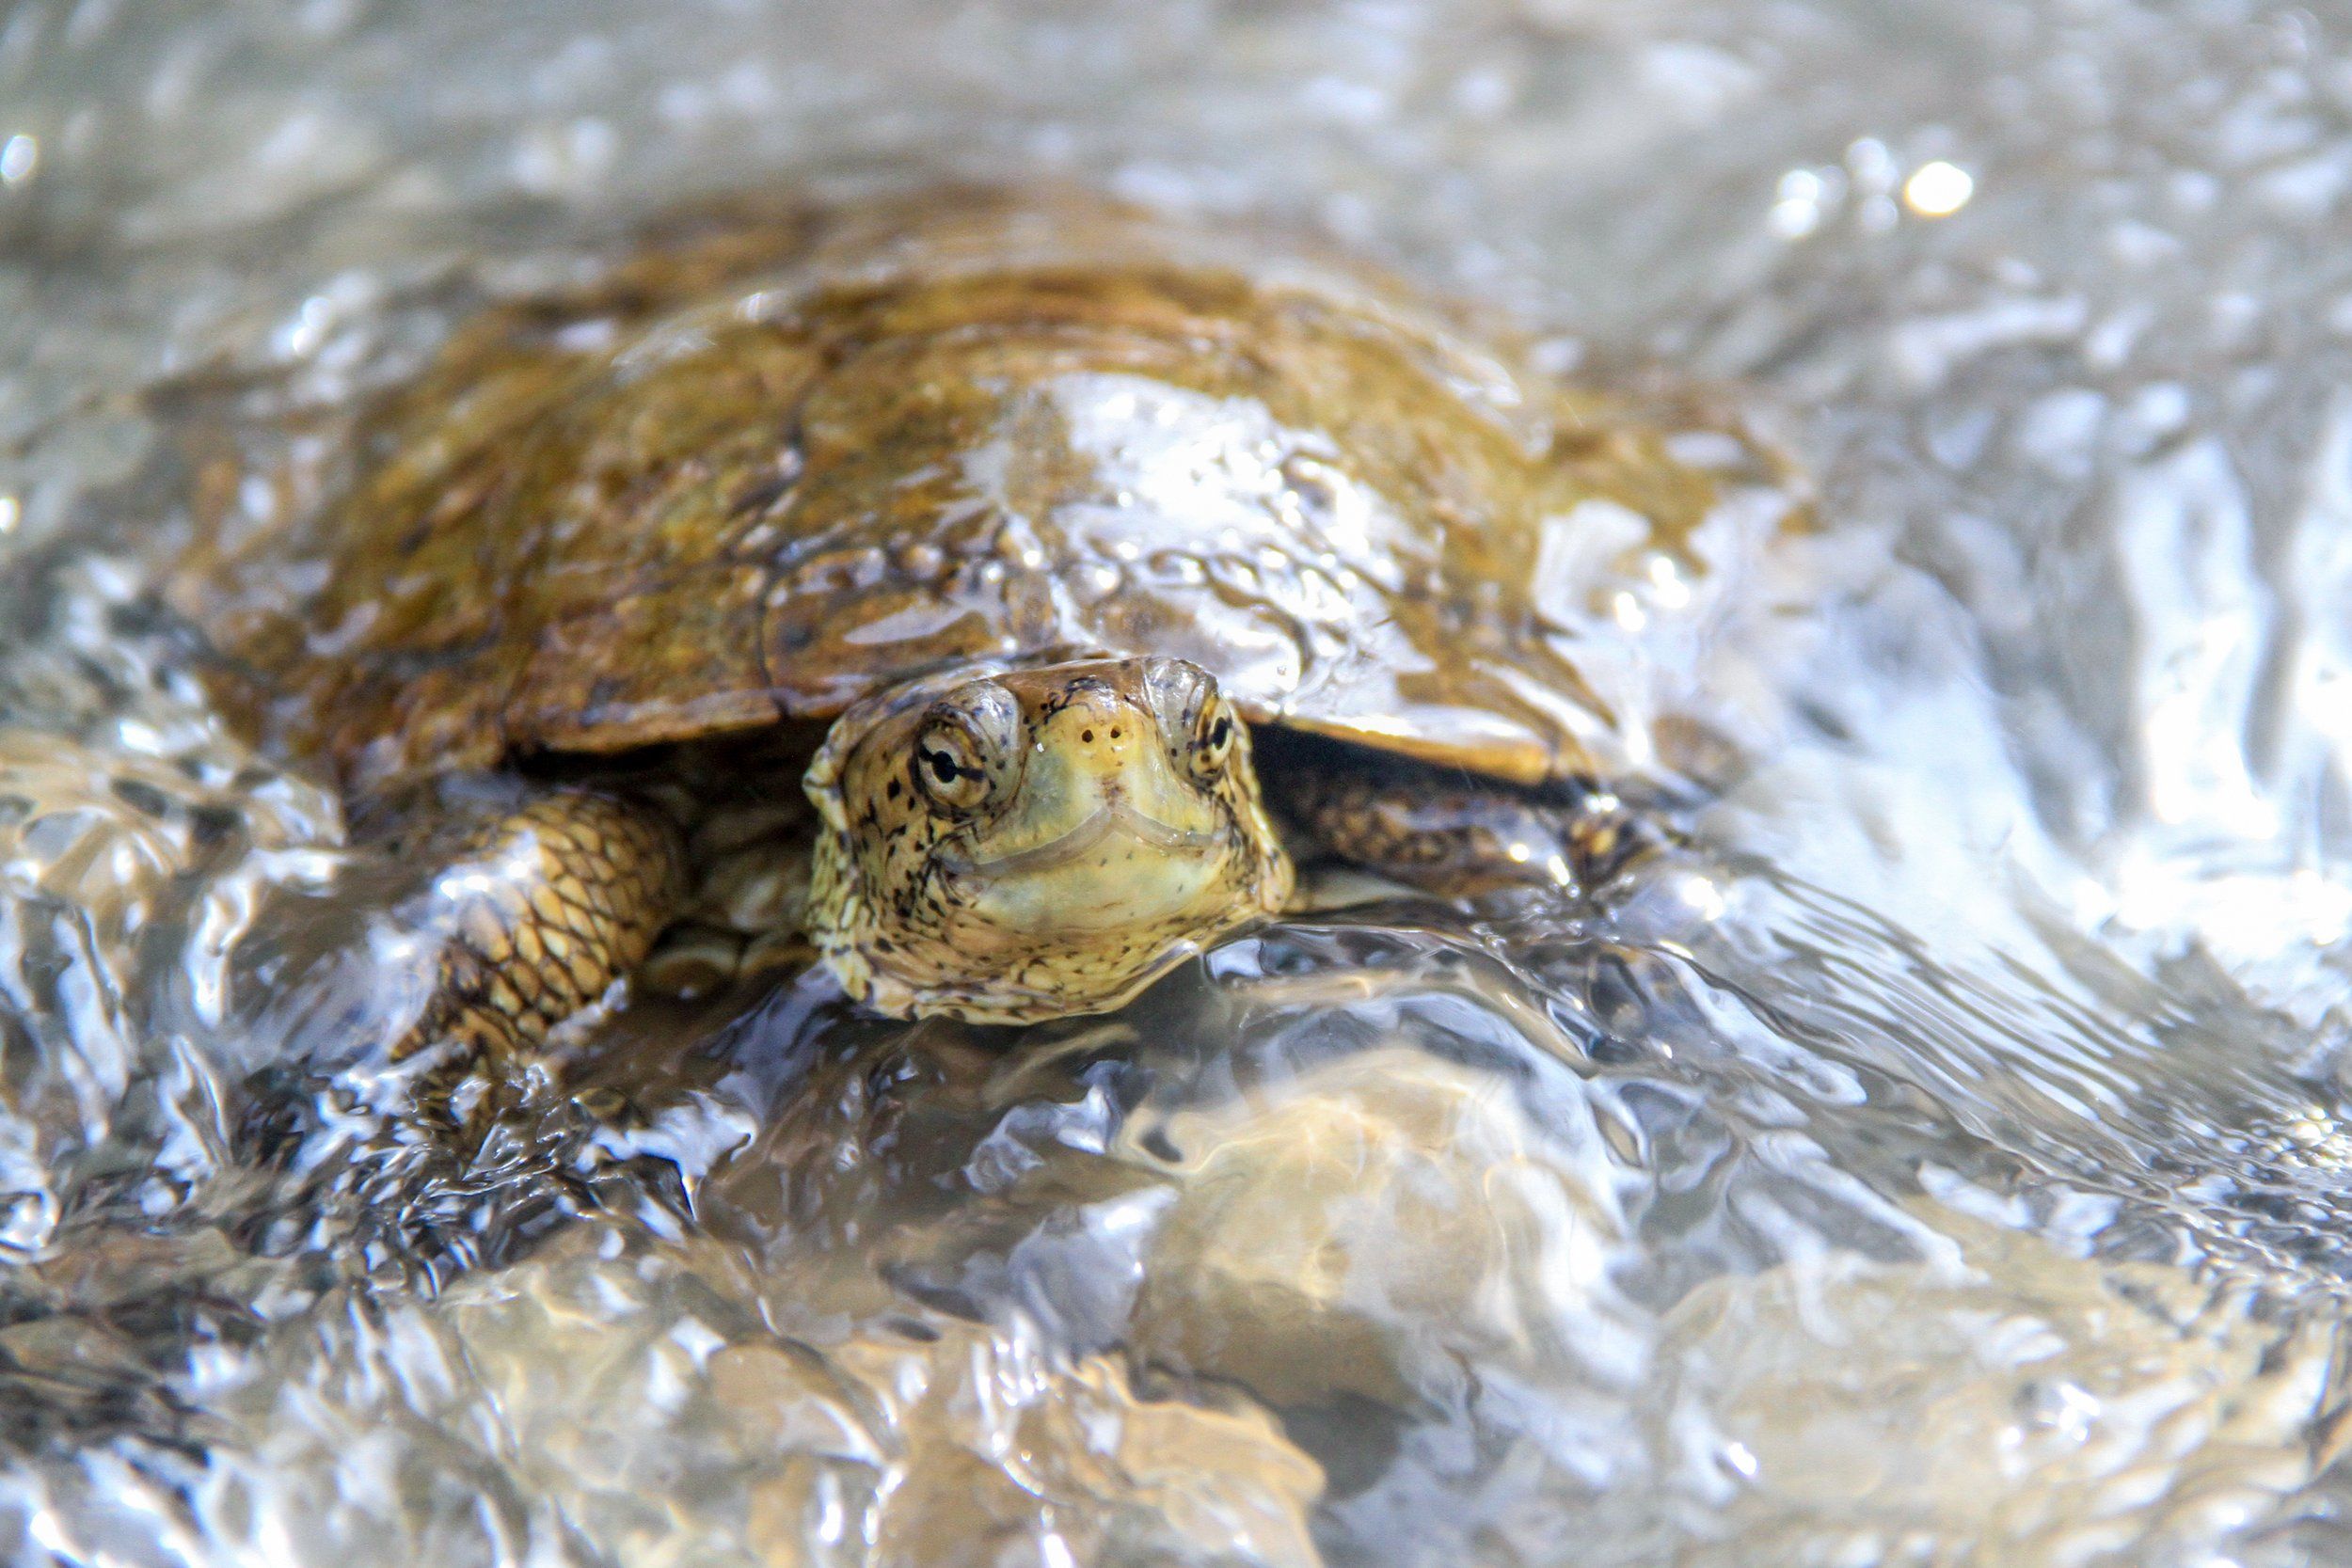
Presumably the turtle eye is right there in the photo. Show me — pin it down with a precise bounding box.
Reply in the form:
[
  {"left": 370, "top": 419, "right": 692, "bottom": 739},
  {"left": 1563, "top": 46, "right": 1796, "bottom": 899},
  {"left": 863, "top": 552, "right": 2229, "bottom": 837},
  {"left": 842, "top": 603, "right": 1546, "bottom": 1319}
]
[
  {"left": 1190, "top": 697, "right": 1236, "bottom": 780},
  {"left": 914, "top": 721, "right": 992, "bottom": 813},
  {"left": 910, "top": 679, "right": 1022, "bottom": 816}
]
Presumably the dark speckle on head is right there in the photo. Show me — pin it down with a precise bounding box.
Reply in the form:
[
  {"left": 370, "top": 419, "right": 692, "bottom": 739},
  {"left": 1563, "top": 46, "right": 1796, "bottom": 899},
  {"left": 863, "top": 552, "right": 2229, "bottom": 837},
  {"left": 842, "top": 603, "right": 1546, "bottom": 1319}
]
[{"left": 806, "top": 655, "right": 1293, "bottom": 1023}]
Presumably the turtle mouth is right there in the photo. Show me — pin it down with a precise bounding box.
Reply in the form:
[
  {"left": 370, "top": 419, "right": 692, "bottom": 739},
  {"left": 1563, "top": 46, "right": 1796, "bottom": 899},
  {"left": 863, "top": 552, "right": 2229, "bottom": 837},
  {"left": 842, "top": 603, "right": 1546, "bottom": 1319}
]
[{"left": 941, "top": 800, "right": 1224, "bottom": 880}]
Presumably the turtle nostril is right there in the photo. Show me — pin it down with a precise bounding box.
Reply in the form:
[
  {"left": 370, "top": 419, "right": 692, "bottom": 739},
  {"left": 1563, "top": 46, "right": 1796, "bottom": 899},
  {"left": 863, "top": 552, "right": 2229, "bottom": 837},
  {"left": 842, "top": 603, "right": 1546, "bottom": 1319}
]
[{"left": 1082, "top": 729, "right": 1095, "bottom": 744}]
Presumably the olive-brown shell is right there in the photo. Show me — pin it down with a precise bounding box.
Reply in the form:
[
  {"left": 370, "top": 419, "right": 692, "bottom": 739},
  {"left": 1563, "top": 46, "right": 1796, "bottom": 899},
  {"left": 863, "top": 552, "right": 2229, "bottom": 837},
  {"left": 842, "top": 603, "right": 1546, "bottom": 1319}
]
[{"left": 177, "top": 190, "right": 1796, "bottom": 794}]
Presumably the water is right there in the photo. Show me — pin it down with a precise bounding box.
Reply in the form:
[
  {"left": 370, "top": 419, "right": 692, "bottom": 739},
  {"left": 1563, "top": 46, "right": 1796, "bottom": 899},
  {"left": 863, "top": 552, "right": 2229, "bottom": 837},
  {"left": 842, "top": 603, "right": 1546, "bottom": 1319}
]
[{"left": 8, "top": 1, "right": 2352, "bottom": 1563}]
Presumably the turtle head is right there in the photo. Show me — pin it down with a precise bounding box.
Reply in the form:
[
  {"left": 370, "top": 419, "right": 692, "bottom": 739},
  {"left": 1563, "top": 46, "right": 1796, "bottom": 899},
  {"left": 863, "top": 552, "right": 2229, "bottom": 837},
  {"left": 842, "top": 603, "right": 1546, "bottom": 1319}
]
[{"left": 804, "top": 657, "right": 1293, "bottom": 1023}]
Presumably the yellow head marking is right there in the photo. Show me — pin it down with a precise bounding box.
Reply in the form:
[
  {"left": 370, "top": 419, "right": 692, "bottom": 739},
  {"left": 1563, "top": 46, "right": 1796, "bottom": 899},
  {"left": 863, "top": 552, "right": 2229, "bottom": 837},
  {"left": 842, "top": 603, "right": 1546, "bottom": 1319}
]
[{"left": 804, "top": 657, "right": 1292, "bottom": 1022}]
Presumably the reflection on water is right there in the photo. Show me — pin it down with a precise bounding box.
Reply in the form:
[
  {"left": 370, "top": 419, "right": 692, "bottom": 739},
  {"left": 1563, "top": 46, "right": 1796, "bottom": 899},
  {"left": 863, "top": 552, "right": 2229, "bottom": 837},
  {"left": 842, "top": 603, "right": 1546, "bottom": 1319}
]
[{"left": 10, "top": 1, "right": 2352, "bottom": 1565}]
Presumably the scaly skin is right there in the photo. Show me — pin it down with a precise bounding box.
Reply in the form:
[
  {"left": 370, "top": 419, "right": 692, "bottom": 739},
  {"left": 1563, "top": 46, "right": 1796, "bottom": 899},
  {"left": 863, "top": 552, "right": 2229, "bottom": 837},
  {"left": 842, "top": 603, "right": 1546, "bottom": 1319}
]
[
  {"left": 394, "top": 790, "right": 685, "bottom": 1060},
  {"left": 1271, "top": 741, "right": 1664, "bottom": 899},
  {"left": 402, "top": 655, "right": 1293, "bottom": 1053},
  {"left": 373, "top": 660, "right": 1669, "bottom": 1059},
  {"left": 806, "top": 657, "right": 1293, "bottom": 1023}
]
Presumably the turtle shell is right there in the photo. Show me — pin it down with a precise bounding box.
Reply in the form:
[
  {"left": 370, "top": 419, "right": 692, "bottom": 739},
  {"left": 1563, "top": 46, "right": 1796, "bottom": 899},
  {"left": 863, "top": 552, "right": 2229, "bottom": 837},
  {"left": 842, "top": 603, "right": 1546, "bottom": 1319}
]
[{"left": 177, "top": 190, "right": 1797, "bottom": 794}]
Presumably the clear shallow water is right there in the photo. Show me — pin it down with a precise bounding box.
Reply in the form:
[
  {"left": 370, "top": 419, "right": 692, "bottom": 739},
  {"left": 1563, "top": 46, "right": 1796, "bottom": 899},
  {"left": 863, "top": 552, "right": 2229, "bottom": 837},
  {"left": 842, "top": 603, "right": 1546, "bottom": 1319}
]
[{"left": 8, "top": 1, "right": 2352, "bottom": 1564}]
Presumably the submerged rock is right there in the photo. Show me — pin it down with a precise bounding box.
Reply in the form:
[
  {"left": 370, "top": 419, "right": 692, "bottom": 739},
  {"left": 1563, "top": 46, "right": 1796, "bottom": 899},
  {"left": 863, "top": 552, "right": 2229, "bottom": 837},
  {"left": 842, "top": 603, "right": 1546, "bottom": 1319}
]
[
  {"left": 175, "top": 1223, "right": 1325, "bottom": 1568},
  {"left": 1635, "top": 1210, "right": 2348, "bottom": 1568},
  {"left": 1128, "top": 1046, "right": 1642, "bottom": 1410}
]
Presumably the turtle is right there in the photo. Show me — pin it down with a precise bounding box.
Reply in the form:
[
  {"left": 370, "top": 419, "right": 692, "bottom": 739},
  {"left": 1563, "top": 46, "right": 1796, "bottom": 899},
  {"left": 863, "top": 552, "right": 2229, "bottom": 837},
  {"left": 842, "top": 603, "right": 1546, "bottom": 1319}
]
[{"left": 170, "top": 189, "right": 1798, "bottom": 1058}]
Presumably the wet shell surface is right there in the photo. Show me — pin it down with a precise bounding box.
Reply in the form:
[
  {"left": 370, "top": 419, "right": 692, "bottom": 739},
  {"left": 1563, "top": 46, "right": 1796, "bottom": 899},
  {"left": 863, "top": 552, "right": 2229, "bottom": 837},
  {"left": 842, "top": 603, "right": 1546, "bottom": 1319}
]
[{"left": 176, "top": 190, "right": 1797, "bottom": 795}]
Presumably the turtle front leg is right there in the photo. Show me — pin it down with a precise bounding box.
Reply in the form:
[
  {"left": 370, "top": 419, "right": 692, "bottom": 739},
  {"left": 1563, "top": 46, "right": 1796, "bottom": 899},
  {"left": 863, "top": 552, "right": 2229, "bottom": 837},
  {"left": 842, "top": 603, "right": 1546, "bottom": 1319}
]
[
  {"left": 1280, "top": 754, "right": 1658, "bottom": 901},
  {"left": 395, "top": 789, "right": 687, "bottom": 1061}
]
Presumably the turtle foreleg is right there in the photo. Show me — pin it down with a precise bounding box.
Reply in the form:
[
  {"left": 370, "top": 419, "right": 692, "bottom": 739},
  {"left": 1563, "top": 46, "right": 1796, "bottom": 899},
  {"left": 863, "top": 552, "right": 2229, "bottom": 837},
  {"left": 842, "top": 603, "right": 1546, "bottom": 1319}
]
[
  {"left": 394, "top": 789, "right": 687, "bottom": 1061},
  {"left": 1280, "top": 754, "right": 1658, "bottom": 901}
]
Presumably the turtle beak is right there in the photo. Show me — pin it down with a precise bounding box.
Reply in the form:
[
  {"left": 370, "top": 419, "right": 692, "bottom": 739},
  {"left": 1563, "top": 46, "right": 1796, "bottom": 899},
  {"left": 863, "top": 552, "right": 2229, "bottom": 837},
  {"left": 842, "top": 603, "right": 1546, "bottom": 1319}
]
[
  {"left": 810, "top": 656, "right": 1294, "bottom": 1025},
  {"left": 947, "top": 677, "right": 1239, "bottom": 936}
]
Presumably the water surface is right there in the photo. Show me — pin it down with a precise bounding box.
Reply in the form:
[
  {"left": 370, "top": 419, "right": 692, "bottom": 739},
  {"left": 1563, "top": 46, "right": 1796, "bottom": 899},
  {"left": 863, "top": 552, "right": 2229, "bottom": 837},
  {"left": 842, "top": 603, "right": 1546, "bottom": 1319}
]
[{"left": 8, "top": 2, "right": 2352, "bottom": 1565}]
